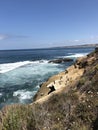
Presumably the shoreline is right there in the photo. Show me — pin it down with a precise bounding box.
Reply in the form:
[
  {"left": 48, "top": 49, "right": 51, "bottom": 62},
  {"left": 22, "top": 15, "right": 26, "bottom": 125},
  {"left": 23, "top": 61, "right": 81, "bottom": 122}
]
[
  {"left": 0, "top": 48, "right": 98, "bottom": 129},
  {"left": 33, "top": 56, "right": 86, "bottom": 102},
  {"left": 33, "top": 47, "right": 97, "bottom": 104}
]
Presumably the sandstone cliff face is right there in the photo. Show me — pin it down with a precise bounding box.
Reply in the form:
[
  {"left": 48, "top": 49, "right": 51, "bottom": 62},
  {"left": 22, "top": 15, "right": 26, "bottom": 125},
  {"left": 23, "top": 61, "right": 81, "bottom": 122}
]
[
  {"left": 33, "top": 50, "right": 97, "bottom": 102},
  {"left": 0, "top": 49, "right": 98, "bottom": 130}
]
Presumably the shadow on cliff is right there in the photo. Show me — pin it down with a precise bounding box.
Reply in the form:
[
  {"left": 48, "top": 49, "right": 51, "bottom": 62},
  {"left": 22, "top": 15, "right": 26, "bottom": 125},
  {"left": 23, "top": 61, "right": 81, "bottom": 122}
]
[{"left": 93, "top": 116, "right": 98, "bottom": 130}]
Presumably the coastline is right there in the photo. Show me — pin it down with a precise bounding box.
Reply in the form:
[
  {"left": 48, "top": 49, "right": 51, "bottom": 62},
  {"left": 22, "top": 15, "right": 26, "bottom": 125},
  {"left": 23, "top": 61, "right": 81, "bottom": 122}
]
[
  {"left": 33, "top": 47, "right": 98, "bottom": 104},
  {"left": 0, "top": 48, "right": 98, "bottom": 130},
  {"left": 33, "top": 56, "right": 86, "bottom": 102},
  {"left": 0, "top": 47, "right": 94, "bottom": 109}
]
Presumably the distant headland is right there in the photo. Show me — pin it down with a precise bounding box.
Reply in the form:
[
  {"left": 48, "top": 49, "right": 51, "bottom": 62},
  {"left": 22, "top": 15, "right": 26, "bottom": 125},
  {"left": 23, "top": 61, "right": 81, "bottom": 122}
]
[{"left": 50, "top": 43, "right": 98, "bottom": 49}]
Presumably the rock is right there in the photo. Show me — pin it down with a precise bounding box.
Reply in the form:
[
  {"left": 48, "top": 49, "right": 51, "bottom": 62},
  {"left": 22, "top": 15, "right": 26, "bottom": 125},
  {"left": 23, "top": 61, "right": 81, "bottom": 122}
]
[
  {"left": 65, "top": 70, "right": 68, "bottom": 74},
  {"left": 95, "top": 47, "right": 98, "bottom": 53},
  {"left": 39, "top": 83, "right": 43, "bottom": 88},
  {"left": 49, "top": 58, "right": 73, "bottom": 63},
  {"left": 48, "top": 85, "right": 55, "bottom": 94},
  {"left": 75, "top": 57, "right": 88, "bottom": 68},
  {"left": 79, "top": 60, "right": 88, "bottom": 69},
  {"left": 40, "top": 93, "right": 44, "bottom": 96}
]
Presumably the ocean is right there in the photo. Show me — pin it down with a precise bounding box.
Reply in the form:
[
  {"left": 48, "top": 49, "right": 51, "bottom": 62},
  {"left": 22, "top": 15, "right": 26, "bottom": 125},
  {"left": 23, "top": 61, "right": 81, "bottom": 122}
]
[{"left": 0, "top": 47, "right": 94, "bottom": 109}]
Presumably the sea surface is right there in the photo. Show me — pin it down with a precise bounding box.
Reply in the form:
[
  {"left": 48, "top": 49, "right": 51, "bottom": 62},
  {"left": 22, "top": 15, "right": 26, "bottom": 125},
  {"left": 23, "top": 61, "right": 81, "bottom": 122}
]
[{"left": 0, "top": 47, "right": 94, "bottom": 109}]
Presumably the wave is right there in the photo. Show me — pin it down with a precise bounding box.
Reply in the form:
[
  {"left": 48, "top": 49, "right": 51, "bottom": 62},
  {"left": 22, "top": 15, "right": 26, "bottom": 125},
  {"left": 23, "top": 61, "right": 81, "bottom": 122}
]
[
  {"left": 56, "top": 53, "right": 88, "bottom": 59},
  {"left": 0, "top": 93, "right": 2, "bottom": 97},
  {"left": 13, "top": 89, "right": 36, "bottom": 103},
  {"left": 66, "top": 53, "right": 88, "bottom": 58},
  {"left": 0, "top": 60, "right": 48, "bottom": 74}
]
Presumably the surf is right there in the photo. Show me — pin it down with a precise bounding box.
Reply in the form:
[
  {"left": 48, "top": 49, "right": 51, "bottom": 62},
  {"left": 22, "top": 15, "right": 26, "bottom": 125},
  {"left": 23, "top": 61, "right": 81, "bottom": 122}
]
[{"left": 0, "top": 60, "right": 49, "bottom": 74}]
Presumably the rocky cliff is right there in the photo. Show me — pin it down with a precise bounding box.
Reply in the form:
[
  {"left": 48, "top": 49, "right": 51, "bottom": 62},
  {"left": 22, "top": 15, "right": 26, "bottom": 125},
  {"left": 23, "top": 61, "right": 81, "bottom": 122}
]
[{"left": 0, "top": 48, "right": 98, "bottom": 130}]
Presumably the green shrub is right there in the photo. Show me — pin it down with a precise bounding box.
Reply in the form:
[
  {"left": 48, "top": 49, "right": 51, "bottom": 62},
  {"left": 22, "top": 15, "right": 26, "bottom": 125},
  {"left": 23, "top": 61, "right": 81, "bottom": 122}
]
[{"left": 79, "top": 78, "right": 86, "bottom": 85}]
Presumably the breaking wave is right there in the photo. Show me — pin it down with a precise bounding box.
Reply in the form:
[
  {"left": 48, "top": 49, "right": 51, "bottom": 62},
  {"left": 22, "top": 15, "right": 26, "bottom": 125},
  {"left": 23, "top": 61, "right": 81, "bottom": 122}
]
[
  {"left": 13, "top": 89, "right": 36, "bottom": 103},
  {"left": 66, "top": 53, "right": 88, "bottom": 58},
  {"left": 0, "top": 60, "right": 48, "bottom": 74}
]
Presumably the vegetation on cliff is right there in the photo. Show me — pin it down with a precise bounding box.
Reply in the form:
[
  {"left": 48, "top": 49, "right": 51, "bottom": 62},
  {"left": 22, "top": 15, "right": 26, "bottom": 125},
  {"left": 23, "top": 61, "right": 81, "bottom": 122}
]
[{"left": 0, "top": 48, "right": 98, "bottom": 130}]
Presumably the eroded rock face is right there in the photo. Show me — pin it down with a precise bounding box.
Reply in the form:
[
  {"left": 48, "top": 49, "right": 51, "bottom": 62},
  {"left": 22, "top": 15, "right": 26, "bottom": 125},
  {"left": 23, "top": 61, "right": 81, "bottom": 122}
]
[
  {"left": 95, "top": 47, "right": 98, "bottom": 53},
  {"left": 74, "top": 56, "right": 88, "bottom": 69},
  {"left": 49, "top": 58, "right": 73, "bottom": 63},
  {"left": 77, "top": 60, "right": 88, "bottom": 69}
]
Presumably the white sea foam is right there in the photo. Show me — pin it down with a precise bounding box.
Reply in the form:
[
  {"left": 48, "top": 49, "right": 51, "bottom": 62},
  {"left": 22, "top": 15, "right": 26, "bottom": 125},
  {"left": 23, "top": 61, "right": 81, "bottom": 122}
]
[
  {"left": 56, "top": 53, "right": 88, "bottom": 59},
  {"left": 66, "top": 53, "right": 88, "bottom": 58},
  {"left": 0, "top": 93, "right": 2, "bottom": 96},
  {"left": 0, "top": 59, "right": 62, "bottom": 88},
  {"left": 13, "top": 90, "right": 36, "bottom": 103},
  {"left": 35, "top": 85, "right": 40, "bottom": 89},
  {"left": 38, "top": 60, "right": 48, "bottom": 64},
  {"left": 0, "top": 59, "right": 63, "bottom": 105},
  {"left": 0, "top": 61, "right": 31, "bottom": 74},
  {"left": 0, "top": 60, "right": 48, "bottom": 74}
]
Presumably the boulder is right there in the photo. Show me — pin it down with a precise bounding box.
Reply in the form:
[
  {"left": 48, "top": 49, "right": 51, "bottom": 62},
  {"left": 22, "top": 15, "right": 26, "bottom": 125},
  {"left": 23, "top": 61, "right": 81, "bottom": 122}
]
[
  {"left": 95, "top": 47, "right": 98, "bottom": 53},
  {"left": 75, "top": 57, "right": 88, "bottom": 69},
  {"left": 49, "top": 58, "right": 73, "bottom": 63},
  {"left": 48, "top": 85, "right": 55, "bottom": 94}
]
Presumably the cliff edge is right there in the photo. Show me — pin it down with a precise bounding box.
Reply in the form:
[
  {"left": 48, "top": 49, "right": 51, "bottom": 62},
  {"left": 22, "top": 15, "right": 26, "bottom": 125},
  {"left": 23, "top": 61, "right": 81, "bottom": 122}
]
[{"left": 0, "top": 48, "right": 98, "bottom": 130}]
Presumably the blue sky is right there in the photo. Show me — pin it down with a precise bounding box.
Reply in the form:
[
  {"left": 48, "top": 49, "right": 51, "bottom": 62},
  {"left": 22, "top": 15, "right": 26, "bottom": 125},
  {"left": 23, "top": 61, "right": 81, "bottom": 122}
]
[{"left": 0, "top": 0, "right": 98, "bottom": 49}]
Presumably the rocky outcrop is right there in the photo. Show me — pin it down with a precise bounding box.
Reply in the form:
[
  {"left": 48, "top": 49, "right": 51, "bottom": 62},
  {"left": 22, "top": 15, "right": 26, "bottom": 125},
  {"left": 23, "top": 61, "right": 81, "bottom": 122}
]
[
  {"left": 48, "top": 85, "right": 55, "bottom": 94},
  {"left": 49, "top": 58, "right": 73, "bottom": 63},
  {"left": 95, "top": 46, "right": 98, "bottom": 53},
  {"left": 33, "top": 48, "right": 98, "bottom": 102},
  {"left": 33, "top": 62, "right": 84, "bottom": 101},
  {"left": 75, "top": 57, "right": 88, "bottom": 69}
]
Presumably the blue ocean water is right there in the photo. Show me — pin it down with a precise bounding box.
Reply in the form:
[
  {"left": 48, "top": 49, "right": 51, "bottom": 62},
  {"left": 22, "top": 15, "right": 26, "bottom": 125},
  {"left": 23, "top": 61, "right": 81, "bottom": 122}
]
[{"left": 0, "top": 47, "right": 94, "bottom": 108}]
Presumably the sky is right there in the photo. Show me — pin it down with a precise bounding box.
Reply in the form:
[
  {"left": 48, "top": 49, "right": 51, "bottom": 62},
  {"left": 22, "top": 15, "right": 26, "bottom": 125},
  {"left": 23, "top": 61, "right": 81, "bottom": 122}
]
[{"left": 0, "top": 0, "right": 98, "bottom": 50}]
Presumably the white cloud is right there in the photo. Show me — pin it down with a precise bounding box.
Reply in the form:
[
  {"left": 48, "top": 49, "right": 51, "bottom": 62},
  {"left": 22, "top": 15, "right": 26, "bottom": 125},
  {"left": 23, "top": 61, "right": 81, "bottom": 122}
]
[
  {"left": 74, "top": 39, "right": 79, "bottom": 42},
  {"left": 0, "top": 34, "right": 8, "bottom": 40},
  {"left": 0, "top": 33, "right": 29, "bottom": 41}
]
